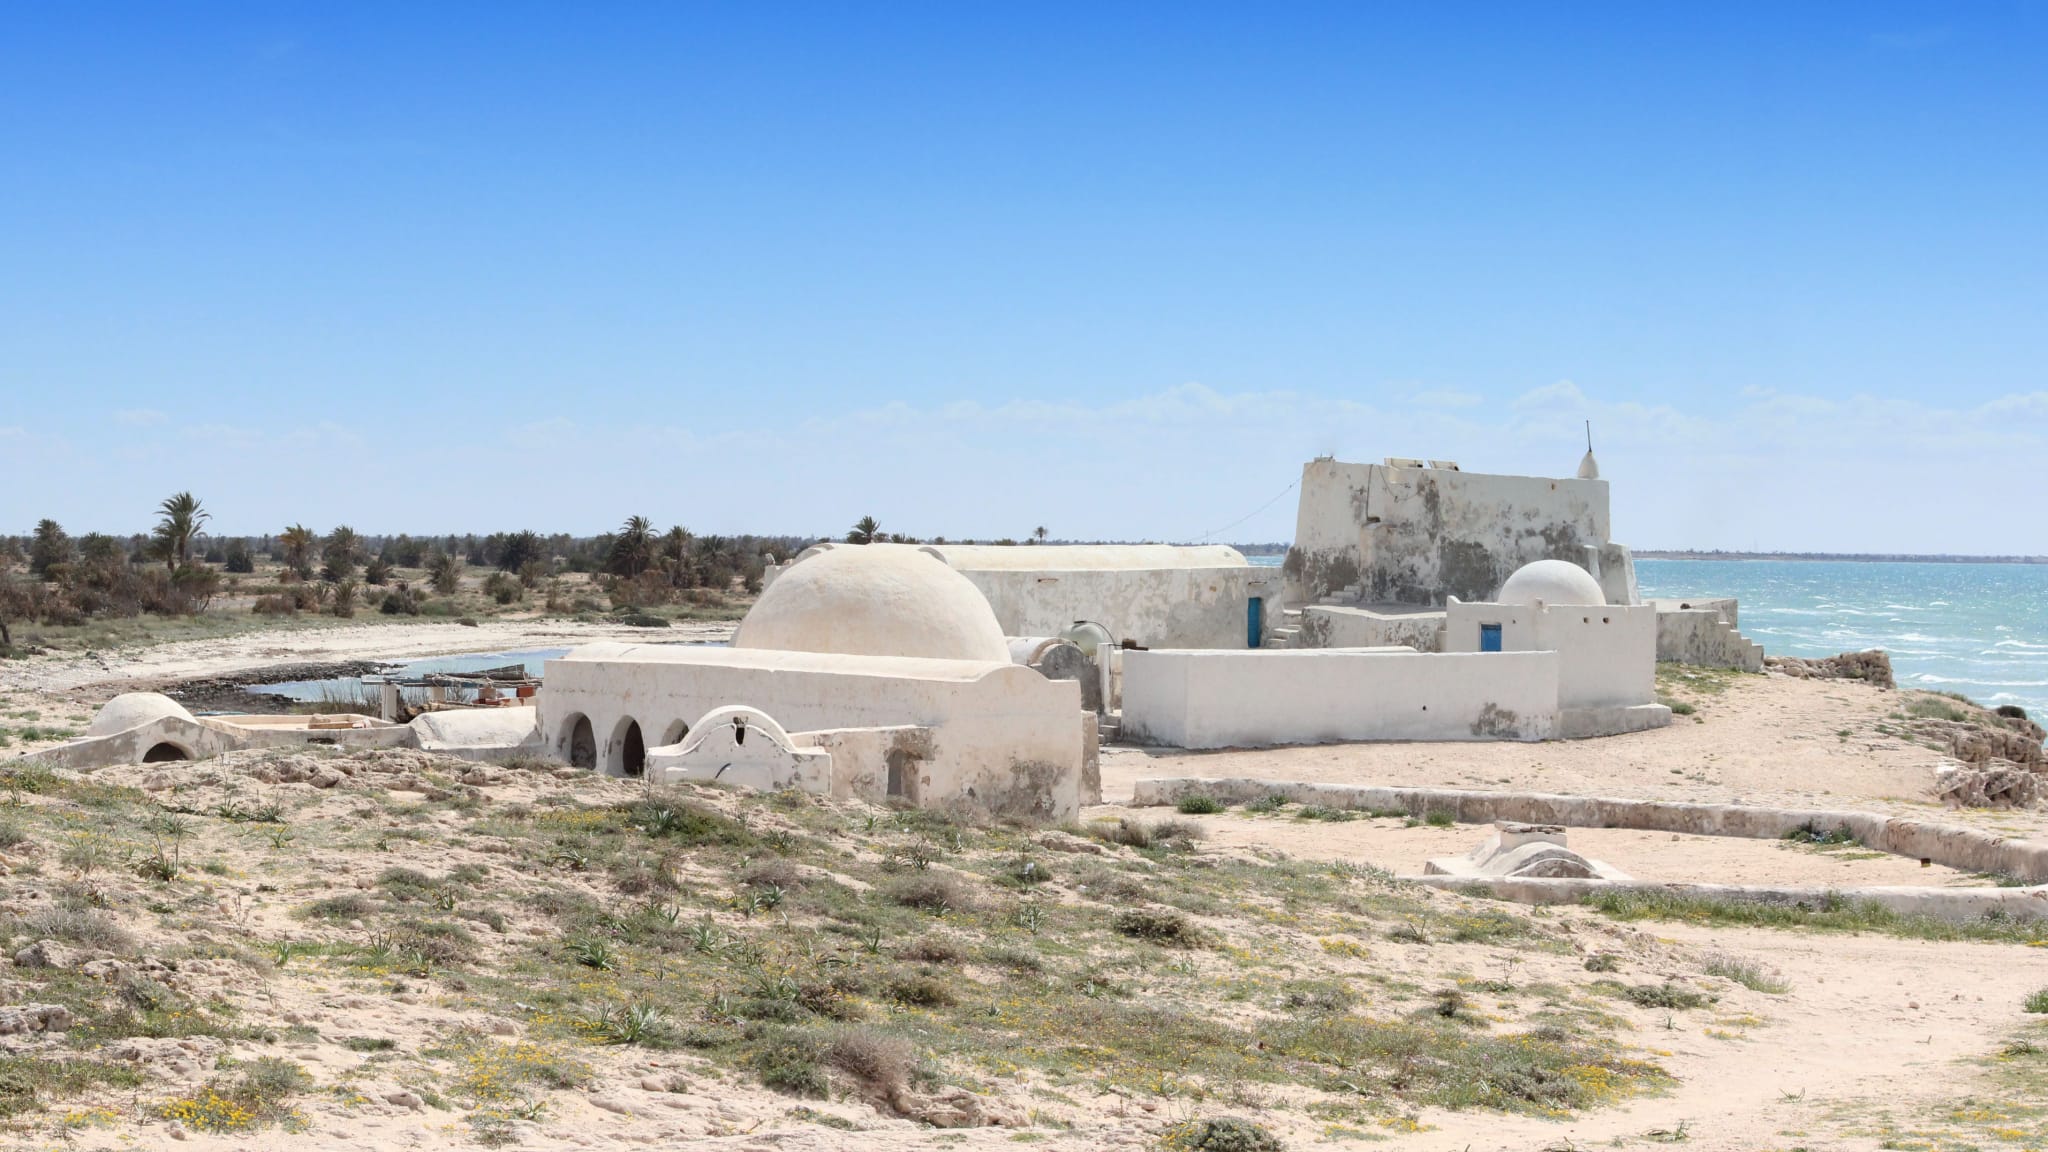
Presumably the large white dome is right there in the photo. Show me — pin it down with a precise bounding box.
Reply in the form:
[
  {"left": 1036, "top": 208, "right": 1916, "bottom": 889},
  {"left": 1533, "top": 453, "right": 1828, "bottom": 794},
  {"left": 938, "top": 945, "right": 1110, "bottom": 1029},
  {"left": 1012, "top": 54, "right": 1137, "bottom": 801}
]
[
  {"left": 88, "top": 692, "right": 194, "bottom": 737},
  {"left": 1496, "top": 559, "right": 1605, "bottom": 607},
  {"left": 733, "top": 544, "right": 1010, "bottom": 662}
]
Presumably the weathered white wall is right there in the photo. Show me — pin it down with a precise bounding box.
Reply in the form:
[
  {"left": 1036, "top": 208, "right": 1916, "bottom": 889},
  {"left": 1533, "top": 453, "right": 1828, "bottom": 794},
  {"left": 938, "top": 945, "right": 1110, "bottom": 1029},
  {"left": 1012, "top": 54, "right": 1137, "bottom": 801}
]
[
  {"left": 1445, "top": 601, "right": 1658, "bottom": 710},
  {"left": 1119, "top": 648, "right": 1559, "bottom": 749},
  {"left": 1286, "top": 459, "right": 1633, "bottom": 607},
  {"left": 1652, "top": 606, "right": 1765, "bottom": 672},
  {"left": 959, "top": 566, "right": 1277, "bottom": 649},
  {"left": 1296, "top": 605, "right": 1446, "bottom": 651},
  {"left": 1646, "top": 597, "right": 1738, "bottom": 627},
  {"left": 540, "top": 644, "right": 1083, "bottom": 821}
]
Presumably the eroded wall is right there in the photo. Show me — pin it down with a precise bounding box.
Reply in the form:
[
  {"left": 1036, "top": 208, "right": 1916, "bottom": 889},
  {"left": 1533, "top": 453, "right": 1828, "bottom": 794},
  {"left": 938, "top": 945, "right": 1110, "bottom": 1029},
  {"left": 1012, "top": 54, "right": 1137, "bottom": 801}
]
[{"left": 1286, "top": 459, "right": 1629, "bottom": 607}]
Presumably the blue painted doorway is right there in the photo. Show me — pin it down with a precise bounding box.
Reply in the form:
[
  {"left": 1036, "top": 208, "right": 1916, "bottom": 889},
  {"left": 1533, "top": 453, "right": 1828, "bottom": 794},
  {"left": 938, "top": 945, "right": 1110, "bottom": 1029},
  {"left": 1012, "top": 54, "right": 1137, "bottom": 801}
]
[{"left": 1247, "top": 597, "right": 1263, "bottom": 648}]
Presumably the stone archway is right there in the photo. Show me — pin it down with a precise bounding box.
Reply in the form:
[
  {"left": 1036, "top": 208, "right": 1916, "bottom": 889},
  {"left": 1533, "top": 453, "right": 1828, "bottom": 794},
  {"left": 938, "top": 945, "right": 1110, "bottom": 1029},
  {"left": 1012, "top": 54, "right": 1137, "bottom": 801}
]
[
  {"left": 142, "top": 742, "right": 190, "bottom": 763},
  {"left": 566, "top": 715, "right": 597, "bottom": 769}
]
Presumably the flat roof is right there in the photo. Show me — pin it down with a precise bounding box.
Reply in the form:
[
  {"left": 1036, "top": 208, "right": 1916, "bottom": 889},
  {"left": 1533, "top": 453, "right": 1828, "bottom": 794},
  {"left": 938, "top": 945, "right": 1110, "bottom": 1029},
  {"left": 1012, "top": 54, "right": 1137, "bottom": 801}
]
[
  {"left": 549, "top": 642, "right": 1015, "bottom": 683},
  {"left": 927, "top": 544, "right": 1248, "bottom": 572}
]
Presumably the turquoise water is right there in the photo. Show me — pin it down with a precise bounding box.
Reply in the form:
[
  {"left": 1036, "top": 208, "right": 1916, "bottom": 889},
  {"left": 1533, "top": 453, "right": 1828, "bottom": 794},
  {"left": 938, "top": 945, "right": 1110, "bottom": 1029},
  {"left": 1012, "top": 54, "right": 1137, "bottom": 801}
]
[
  {"left": 1638, "top": 559, "right": 2048, "bottom": 717},
  {"left": 1251, "top": 553, "right": 2048, "bottom": 716}
]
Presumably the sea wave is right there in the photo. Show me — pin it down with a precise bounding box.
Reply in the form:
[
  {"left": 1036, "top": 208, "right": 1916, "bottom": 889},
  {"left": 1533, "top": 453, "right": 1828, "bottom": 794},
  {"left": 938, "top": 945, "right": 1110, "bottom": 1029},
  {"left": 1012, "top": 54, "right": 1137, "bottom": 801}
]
[{"left": 1907, "top": 673, "right": 2048, "bottom": 687}]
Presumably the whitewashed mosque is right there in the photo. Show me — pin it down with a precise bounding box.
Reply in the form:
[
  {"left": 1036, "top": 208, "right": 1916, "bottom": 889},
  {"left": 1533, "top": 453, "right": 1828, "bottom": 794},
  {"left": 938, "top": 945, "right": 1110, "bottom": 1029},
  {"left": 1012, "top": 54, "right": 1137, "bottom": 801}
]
[{"left": 45, "top": 451, "right": 1765, "bottom": 822}]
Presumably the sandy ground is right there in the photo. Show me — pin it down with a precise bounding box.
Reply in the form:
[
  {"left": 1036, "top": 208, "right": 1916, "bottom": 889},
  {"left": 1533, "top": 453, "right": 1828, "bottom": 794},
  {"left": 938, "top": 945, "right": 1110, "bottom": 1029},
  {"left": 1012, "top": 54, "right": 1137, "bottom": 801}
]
[
  {"left": 1090, "top": 809, "right": 1999, "bottom": 888},
  {"left": 0, "top": 617, "right": 738, "bottom": 698},
  {"left": 6, "top": 635, "right": 2048, "bottom": 1149}
]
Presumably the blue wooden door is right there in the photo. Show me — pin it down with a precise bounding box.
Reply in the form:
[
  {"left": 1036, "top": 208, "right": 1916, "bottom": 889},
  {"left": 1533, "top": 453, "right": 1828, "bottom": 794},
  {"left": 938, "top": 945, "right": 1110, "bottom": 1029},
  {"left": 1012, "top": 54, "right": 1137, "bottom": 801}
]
[
  {"left": 1480, "top": 623, "right": 1503, "bottom": 652},
  {"left": 1247, "top": 597, "right": 1263, "bottom": 648}
]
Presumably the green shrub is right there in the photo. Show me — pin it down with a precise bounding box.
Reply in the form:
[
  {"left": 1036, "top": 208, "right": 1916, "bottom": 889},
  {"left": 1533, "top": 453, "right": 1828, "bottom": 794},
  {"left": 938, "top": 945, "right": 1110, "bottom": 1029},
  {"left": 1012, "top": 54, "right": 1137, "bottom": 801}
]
[
  {"left": 1176, "top": 794, "right": 1225, "bottom": 815},
  {"left": 1613, "top": 982, "right": 1714, "bottom": 1010},
  {"left": 750, "top": 1029, "right": 828, "bottom": 1097},
  {"left": 1702, "top": 954, "right": 1790, "bottom": 994},
  {"left": 1113, "top": 908, "right": 1198, "bottom": 946},
  {"left": 1163, "top": 1116, "right": 1285, "bottom": 1151},
  {"left": 2024, "top": 988, "right": 2048, "bottom": 1014}
]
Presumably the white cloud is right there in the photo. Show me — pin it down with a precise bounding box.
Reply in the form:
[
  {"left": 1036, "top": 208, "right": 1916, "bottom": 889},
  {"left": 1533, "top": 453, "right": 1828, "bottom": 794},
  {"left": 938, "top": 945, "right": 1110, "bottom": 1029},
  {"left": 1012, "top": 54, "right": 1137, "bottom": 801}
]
[
  {"left": 112, "top": 408, "right": 168, "bottom": 426},
  {"left": 1511, "top": 380, "right": 1588, "bottom": 411}
]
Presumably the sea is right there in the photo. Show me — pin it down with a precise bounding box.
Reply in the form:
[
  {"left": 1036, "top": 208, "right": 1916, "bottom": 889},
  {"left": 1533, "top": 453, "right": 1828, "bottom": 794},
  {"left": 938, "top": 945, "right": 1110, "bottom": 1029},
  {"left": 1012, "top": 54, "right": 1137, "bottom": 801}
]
[
  {"left": 1637, "top": 559, "right": 2048, "bottom": 718},
  {"left": 1247, "top": 554, "right": 2048, "bottom": 717}
]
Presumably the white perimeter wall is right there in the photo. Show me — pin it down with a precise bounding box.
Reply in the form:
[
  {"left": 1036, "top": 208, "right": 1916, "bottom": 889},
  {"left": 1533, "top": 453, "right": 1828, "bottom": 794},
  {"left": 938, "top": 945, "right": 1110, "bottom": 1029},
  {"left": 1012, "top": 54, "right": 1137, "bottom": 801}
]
[
  {"left": 1445, "top": 602, "right": 1657, "bottom": 710},
  {"left": 540, "top": 645, "right": 1082, "bottom": 821},
  {"left": 1120, "top": 649, "right": 1558, "bottom": 749},
  {"left": 959, "top": 567, "right": 1278, "bottom": 650}
]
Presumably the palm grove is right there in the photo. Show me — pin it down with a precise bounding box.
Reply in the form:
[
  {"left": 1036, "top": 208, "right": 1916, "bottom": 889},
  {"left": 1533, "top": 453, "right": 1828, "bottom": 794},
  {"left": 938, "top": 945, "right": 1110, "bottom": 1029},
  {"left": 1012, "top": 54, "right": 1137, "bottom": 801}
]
[{"left": 0, "top": 496, "right": 807, "bottom": 653}]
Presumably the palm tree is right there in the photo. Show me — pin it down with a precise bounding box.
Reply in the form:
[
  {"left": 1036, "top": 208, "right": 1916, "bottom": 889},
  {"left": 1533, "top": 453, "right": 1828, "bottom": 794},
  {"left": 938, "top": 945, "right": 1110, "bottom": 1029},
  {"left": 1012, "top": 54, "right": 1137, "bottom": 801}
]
[
  {"left": 607, "top": 515, "right": 655, "bottom": 577},
  {"left": 29, "top": 520, "right": 72, "bottom": 577},
  {"left": 322, "top": 526, "right": 361, "bottom": 583},
  {"left": 660, "top": 526, "right": 693, "bottom": 587},
  {"left": 846, "top": 516, "right": 882, "bottom": 545},
  {"left": 1033, "top": 526, "right": 1048, "bottom": 545},
  {"left": 150, "top": 492, "right": 209, "bottom": 571},
  {"left": 279, "top": 524, "right": 316, "bottom": 582}
]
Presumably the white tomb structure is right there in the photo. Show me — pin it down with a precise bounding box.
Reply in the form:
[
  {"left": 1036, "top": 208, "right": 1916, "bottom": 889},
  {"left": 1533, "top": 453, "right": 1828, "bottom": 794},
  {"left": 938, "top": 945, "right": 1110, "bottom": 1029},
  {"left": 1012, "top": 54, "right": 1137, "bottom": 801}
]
[
  {"left": 1119, "top": 556, "right": 1671, "bottom": 749},
  {"left": 539, "top": 545, "right": 1088, "bottom": 821}
]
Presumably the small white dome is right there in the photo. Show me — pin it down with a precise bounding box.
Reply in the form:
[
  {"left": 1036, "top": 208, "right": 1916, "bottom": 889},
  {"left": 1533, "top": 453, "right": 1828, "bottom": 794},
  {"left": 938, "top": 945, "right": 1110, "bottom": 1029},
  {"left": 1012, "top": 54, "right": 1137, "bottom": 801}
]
[
  {"left": 1496, "top": 559, "right": 1605, "bottom": 607},
  {"left": 1576, "top": 449, "right": 1600, "bottom": 479},
  {"left": 87, "top": 692, "right": 194, "bottom": 737},
  {"left": 732, "top": 543, "right": 1010, "bottom": 662}
]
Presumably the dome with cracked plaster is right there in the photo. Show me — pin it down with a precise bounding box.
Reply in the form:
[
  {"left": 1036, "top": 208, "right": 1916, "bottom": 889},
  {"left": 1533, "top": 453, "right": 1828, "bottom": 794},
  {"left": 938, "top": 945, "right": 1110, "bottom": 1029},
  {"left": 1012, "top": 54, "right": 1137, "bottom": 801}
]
[
  {"left": 1496, "top": 559, "right": 1605, "bottom": 607},
  {"left": 733, "top": 543, "right": 1010, "bottom": 662},
  {"left": 88, "top": 692, "right": 194, "bottom": 737}
]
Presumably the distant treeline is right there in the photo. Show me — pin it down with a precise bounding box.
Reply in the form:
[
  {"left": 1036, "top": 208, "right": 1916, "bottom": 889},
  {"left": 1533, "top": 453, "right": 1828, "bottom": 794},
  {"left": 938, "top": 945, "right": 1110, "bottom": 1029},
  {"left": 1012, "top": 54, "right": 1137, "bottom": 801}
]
[{"left": 1637, "top": 551, "right": 2048, "bottom": 564}]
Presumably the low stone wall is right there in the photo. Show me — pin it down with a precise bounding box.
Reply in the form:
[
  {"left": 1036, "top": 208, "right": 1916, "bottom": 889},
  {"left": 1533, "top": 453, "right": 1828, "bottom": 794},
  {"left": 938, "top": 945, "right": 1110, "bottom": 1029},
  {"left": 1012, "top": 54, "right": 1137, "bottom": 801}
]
[
  {"left": 1130, "top": 777, "right": 2048, "bottom": 883},
  {"left": 1296, "top": 606, "right": 1445, "bottom": 652},
  {"left": 1408, "top": 875, "right": 2048, "bottom": 922}
]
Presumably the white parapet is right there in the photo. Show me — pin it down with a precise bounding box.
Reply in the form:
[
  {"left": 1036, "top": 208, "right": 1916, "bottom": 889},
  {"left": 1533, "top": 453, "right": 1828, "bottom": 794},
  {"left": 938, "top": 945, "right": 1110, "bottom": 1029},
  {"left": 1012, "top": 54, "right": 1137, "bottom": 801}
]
[{"left": 1118, "top": 648, "right": 1560, "bottom": 749}]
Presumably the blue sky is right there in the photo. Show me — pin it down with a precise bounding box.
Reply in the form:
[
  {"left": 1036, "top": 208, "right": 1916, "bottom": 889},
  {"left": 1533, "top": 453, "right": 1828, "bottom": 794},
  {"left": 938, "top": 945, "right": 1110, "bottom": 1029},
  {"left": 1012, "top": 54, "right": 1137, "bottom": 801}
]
[{"left": 3, "top": 3, "right": 2046, "bottom": 551}]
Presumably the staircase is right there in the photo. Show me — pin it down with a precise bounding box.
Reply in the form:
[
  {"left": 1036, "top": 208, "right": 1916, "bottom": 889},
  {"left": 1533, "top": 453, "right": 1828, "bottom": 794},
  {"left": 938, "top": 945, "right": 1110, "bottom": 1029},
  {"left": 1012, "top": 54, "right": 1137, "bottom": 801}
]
[
  {"left": 1264, "top": 607, "right": 1304, "bottom": 649},
  {"left": 1708, "top": 617, "right": 1766, "bottom": 673},
  {"left": 1656, "top": 608, "right": 1766, "bottom": 673}
]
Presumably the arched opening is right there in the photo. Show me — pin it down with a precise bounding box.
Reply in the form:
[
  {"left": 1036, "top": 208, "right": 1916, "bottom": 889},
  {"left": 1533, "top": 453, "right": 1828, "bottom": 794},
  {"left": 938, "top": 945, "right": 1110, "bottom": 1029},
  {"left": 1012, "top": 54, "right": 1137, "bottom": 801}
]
[
  {"left": 566, "top": 715, "right": 596, "bottom": 769},
  {"left": 622, "top": 722, "right": 645, "bottom": 778},
  {"left": 142, "top": 742, "right": 189, "bottom": 763},
  {"left": 608, "top": 716, "right": 645, "bottom": 778},
  {"left": 659, "top": 720, "right": 690, "bottom": 747}
]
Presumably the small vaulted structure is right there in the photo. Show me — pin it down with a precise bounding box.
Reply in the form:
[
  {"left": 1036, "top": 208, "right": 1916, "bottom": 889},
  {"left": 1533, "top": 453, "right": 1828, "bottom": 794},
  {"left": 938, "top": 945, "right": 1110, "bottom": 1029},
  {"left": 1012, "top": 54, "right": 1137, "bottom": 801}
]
[{"left": 543, "top": 544, "right": 1088, "bottom": 820}]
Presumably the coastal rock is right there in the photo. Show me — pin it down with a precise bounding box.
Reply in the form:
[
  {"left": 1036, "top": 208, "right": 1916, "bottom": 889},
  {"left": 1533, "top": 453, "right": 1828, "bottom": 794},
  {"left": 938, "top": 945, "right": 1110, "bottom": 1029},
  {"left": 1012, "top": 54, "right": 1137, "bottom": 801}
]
[
  {"left": 1935, "top": 765, "right": 2045, "bottom": 809},
  {"left": 1767, "top": 650, "right": 1895, "bottom": 689}
]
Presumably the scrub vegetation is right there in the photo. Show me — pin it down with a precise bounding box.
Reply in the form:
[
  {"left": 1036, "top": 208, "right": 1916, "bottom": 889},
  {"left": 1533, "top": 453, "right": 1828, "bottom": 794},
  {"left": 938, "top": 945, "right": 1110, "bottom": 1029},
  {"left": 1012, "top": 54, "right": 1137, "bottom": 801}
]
[{"left": 0, "top": 746, "right": 1716, "bottom": 1144}]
